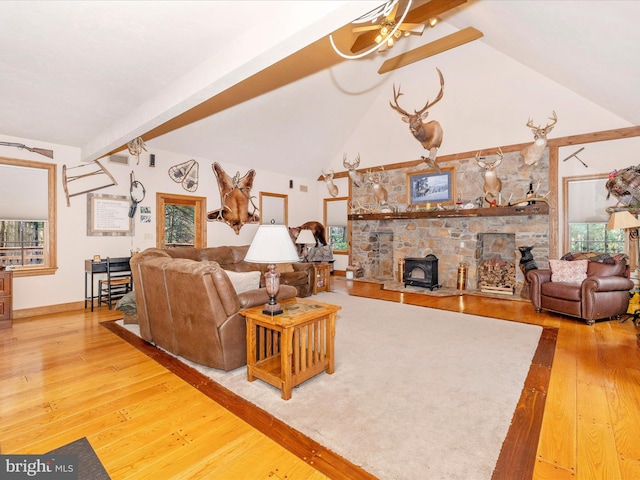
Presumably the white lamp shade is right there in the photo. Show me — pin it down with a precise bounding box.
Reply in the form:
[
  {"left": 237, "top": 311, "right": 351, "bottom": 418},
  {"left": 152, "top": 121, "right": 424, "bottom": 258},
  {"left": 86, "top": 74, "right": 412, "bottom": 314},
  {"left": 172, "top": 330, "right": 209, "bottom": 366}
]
[
  {"left": 244, "top": 224, "right": 300, "bottom": 264},
  {"left": 606, "top": 210, "right": 640, "bottom": 230},
  {"left": 295, "top": 229, "right": 316, "bottom": 245}
]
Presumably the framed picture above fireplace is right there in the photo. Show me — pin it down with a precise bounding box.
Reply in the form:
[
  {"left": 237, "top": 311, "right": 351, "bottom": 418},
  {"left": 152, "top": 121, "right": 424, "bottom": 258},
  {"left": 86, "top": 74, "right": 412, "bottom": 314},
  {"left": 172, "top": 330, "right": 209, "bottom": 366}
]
[{"left": 407, "top": 167, "right": 455, "bottom": 206}]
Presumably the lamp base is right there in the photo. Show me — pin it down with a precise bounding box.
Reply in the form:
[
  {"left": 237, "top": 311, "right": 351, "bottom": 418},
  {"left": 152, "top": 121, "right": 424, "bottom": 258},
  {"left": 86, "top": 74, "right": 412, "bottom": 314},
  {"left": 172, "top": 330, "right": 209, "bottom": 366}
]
[
  {"left": 263, "top": 264, "right": 282, "bottom": 315},
  {"left": 262, "top": 303, "right": 283, "bottom": 316}
]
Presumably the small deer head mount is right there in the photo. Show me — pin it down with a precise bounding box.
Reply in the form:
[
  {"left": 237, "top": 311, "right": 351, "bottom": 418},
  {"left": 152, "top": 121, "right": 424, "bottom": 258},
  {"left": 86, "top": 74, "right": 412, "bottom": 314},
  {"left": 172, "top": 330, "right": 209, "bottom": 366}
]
[
  {"left": 343, "top": 153, "right": 364, "bottom": 187},
  {"left": 389, "top": 68, "right": 445, "bottom": 162},
  {"left": 520, "top": 111, "right": 557, "bottom": 166},
  {"left": 365, "top": 166, "right": 389, "bottom": 204},
  {"left": 475, "top": 148, "right": 504, "bottom": 205},
  {"left": 321, "top": 170, "right": 339, "bottom": 197}
]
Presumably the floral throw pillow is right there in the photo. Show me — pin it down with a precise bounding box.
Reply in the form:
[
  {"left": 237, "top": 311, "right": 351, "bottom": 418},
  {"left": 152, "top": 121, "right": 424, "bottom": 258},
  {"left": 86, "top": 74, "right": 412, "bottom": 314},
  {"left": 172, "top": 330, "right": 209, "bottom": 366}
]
[{"left": 549, "top": 259, "right": 588, "bottom": 284}]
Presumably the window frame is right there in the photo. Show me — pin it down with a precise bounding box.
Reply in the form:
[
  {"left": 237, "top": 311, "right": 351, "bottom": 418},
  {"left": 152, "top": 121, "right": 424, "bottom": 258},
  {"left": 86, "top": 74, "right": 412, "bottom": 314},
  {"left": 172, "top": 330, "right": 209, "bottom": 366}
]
[
  {"left": 563, "top": 173, "right": 622, "bottom": 255},
  {"left": 0, "top": 156, "right": 57, "bottom": 277}
]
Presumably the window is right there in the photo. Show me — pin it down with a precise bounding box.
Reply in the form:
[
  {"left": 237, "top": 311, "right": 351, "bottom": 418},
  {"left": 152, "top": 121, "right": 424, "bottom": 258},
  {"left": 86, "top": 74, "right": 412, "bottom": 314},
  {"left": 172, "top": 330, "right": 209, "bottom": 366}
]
[
  {"left": 0, "top": 158, "right": 56, "bottom": 276},
  {"left": 324, "top": 197, "right": 348, "bottom": 254},
  {"left": 568, "top": 223, "right": 624, "bottom": 253},
  {"left": 0, "top": 221, "right": 45, "bottom": 266},
  {"left": 564, "top": 174, "right": 623, "bottom": 253},
  {"left": 156, "top": 192, "right": 206, "bottom": 249},
  {"left": 328, "top": 225, "right": 347, "bottom": 251},
  {"left": 164, "top": 204, "right": 196, "bottom": 247}
]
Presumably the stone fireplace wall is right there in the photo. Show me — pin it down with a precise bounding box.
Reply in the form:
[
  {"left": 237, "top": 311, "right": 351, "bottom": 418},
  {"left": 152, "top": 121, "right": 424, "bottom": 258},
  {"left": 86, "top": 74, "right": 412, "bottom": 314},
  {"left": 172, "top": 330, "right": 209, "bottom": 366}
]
[{"left": 349, "top": 150, "right": 550, "bottom": 294}]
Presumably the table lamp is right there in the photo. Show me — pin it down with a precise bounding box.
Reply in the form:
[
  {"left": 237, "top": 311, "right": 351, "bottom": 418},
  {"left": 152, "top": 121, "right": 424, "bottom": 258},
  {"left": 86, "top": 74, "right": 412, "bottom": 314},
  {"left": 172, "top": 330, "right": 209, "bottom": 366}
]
[
  {"left": 245, "top": 224, "right": 300, "bottom": 315},
  {"left": 295, "top": 229, "right": 316, "bottom": 262},
  {"left": 607, "top": 210, "right": 640, "bottom": 270}
]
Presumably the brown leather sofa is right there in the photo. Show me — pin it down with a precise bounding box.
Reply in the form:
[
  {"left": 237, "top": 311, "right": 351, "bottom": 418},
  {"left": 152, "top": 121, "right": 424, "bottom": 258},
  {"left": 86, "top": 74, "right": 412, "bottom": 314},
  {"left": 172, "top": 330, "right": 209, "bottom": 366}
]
[
  {"left": 527, "top": 252, "right": 633, "bottom": 325},
  {"left": 130, "top": 248, "right": 298, "bottom": 371},
  {"left": 160, "top": 245, "right": 314, "bottom": 297}
]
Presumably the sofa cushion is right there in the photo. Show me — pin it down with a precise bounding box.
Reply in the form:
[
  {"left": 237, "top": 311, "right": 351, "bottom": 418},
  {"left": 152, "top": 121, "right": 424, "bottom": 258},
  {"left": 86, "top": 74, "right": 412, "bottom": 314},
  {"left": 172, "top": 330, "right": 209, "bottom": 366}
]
[
  {"left": 275, "top": 263, "right": 294, "bottom": 273},
  {"left": 224, "top": 269, "right": 261, "bottom": 294},
  {"left": 200, "top": 246, "right": 234, "bottom": 266},
  {"left": 550, "top": 259, "right": 588, "bottom": 284}
]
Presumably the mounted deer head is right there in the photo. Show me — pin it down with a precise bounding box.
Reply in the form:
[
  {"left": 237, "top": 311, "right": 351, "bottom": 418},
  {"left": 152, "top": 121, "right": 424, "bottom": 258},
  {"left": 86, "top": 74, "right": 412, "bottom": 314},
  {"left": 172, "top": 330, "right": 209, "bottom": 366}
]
[
  {"left": 390, "top": 68, "right": 445, "bottom": 162},
  {"left": 520, "top": 111, "right": 557, "bottom": 166},
  {"left": 343, "top": 153, "right": 364, "bottom": 187},
  {"left": 365, "top": 167, "right": 388, "bottom": 204},
  {"left": 475, "top": 148, "right": 503, "bottom": 205},
  {"left": 321, "top": 170, "right": 339, "bottom": 197}
]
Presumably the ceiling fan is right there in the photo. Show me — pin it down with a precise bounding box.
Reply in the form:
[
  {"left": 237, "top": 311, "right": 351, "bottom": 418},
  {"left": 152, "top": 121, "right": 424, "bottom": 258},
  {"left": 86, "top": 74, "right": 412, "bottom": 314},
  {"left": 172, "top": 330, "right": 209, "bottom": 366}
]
[
  {"left": 350, "top": 0, "right": 467, "bottom": 54},
  {"left": 350, "top": 1, "right": 426, "bottom": 53}
]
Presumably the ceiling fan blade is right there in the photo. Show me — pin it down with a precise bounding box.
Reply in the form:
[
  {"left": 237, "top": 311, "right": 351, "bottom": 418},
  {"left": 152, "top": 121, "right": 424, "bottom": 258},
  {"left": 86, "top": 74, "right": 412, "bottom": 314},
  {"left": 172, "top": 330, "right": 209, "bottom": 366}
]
[
  {"left": 351, "top": 30, "right": 382, "bottom": 53},
  {"left": 403, "top": 0, "right": 467, "bottom": 24},
  {"left": 352, "top": 25, "right": 382, "bottom": 33},
  {"left": 385, "top": 2, "right": 400, "bottom": 22},
  {"left": 378, "top": 26, "right": 483, "bottom": 74},
  {"left": 400, "top": 23, "right": 426, "bottom": 35}
]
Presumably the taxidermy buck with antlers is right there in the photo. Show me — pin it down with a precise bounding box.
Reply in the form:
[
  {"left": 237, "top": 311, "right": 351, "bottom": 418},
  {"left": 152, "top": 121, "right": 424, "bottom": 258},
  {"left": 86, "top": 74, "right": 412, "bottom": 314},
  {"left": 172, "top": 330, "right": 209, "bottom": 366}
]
[
  {"left": 321, "top": 170, "right": 339, "bottom": 197},
  {"left": 343, "top": 153, "right": 364, "bottom": 187},
  {"left": 520, "top": 111, "right": 557, "bottom": 166},
  {"left": 390, "top": 68, "right": 445, "bottom": 170},
  {"left": 475, "top": 149, "right": 503, "bottom": 206}
]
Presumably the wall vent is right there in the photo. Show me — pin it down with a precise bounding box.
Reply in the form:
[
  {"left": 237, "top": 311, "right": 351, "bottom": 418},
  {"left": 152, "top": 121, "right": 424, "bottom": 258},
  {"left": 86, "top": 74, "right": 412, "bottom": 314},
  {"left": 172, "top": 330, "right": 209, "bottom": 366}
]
[{"left": 109, "top": 154, "right": 129, "bottom": 166}]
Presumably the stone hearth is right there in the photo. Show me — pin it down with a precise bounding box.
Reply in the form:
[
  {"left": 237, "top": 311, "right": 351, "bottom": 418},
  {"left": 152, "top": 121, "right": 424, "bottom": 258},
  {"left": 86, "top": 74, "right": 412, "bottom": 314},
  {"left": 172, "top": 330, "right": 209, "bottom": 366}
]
[{"left": 348, "top": 149, "right": 550, "bottom": 296}]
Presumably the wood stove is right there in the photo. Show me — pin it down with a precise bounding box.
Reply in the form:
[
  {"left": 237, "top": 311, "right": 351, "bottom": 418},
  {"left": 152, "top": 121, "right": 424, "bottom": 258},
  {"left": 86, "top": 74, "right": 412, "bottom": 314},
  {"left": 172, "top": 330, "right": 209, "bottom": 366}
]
[{"left": 404, "top": 254, "right": 440, "bottom": 290}]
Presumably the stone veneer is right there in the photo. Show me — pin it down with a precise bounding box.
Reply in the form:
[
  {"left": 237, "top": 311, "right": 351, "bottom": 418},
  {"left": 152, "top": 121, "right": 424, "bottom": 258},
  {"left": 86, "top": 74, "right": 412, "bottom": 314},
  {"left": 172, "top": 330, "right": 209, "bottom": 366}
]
[{"left": 349, "top": 150, "right": 550, "bottom": 295}]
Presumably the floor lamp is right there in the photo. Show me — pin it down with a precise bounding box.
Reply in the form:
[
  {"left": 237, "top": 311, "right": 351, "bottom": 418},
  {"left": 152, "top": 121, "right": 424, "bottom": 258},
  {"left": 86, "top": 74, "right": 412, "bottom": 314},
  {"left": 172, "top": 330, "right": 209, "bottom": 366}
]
[
  {"left": 244, "top": 224, "right": 300, "bottom": 315},
  {"left": 607, "top": 210, "right": 640, "bottom": 273}
]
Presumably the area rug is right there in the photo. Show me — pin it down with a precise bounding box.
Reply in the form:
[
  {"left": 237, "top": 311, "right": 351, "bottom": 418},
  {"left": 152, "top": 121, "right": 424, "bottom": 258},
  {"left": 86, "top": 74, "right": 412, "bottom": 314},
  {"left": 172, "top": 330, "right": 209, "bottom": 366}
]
[
  {"left": 47, "top": 437, "right": 110, "bottom": 480},
  {"left": 111, "top": 292, "right": 546, "bottom": 480}
]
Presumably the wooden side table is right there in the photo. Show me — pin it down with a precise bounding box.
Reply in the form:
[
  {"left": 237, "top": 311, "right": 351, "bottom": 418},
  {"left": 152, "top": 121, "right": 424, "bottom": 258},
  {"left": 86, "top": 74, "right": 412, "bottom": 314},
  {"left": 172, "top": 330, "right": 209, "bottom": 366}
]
[
  {"left": 242, "top": 298, "right": 341, "bottom": 400},
  {"left": 0, "top": 270, "right": 13, "bottom": 329},
  {"left": 313, "top": 262, "right": 331, "bottom": 294}
]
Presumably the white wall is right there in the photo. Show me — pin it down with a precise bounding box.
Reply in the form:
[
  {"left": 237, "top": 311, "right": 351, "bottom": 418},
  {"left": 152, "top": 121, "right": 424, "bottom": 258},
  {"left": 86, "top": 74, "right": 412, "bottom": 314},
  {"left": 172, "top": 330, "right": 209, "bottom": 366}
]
[
  {"left": 324, "top": 23, "right": 633, "bottom": 175},
  {"left": 0, "top": 134, "right": 322, "bottom": 311}
]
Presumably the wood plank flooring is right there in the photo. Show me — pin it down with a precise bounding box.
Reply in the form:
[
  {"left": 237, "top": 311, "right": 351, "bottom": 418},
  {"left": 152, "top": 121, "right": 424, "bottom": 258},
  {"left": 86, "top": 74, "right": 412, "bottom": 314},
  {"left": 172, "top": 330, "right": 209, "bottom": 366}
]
[{"left": 1, "top": 279, "right": 639, "bottom": 479}]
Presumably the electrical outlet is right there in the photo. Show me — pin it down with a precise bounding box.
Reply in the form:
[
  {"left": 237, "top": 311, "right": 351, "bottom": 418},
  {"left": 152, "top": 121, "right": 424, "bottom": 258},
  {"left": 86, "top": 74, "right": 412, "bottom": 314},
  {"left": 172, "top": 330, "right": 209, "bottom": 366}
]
[{"left": 460, "top": 242, "right": 465, "bottom": 248}]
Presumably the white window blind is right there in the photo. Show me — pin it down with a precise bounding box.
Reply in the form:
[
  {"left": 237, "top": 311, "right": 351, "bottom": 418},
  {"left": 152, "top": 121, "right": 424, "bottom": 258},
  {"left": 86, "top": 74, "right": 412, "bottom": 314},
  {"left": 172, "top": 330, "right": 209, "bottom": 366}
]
[{"left": 567, "top": 178, "right": 613, "bottom": 223}]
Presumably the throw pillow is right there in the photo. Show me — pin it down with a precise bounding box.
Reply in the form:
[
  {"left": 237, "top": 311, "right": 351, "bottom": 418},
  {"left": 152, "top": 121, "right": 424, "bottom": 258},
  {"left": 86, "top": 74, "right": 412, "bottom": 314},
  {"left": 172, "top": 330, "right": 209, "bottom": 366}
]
[
  {"left": 549, "top": 259, "right": 588, "bottom": 284},
  {"left": 275, "top": 263, "right": 294, "bottom": 273},
  {"left": 224, "top": 270, "right": 261, "bottom": 294}
]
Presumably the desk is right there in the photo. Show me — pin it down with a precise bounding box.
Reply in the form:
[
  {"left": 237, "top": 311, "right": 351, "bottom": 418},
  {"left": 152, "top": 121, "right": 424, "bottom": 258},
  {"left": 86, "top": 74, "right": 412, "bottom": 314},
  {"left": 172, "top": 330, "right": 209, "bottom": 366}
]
[
  {"left": 242, "top": 298, "right": 341, "bottom": 400},
  {"left": 84, "top": 257, "right": 131, "bottom": 311}
]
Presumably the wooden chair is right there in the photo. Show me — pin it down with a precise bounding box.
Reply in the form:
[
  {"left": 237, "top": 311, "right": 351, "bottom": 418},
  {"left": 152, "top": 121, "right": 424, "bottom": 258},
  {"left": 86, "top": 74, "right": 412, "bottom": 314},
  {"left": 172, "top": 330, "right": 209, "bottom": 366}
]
[{"left": 98, "top": 257, "right": 132, "bottom": 309}]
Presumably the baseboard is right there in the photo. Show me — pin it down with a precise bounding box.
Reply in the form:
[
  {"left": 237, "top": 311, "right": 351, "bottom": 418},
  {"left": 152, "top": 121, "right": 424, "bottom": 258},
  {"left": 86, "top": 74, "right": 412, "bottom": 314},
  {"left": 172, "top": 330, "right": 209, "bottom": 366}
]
[{"left": 14, "top": 301, "right": 85, "bottom": 319}]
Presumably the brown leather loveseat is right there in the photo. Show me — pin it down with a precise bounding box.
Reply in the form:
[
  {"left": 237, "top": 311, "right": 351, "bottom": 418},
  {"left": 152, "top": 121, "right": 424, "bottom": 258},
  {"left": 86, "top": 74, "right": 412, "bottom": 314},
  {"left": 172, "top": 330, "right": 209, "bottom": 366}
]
[
  {"left": 130, "top": 248, "right": 298, "bottom": 371},
  {"left": 527, "top": 252, "right": 632, "bottom": 325}
]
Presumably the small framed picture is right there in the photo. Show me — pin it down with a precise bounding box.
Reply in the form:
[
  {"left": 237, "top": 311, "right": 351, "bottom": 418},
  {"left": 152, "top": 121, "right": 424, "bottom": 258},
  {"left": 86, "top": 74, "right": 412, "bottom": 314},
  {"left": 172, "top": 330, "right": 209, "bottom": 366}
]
[
  {"left": 92, "top": 255, "right": 101, "bottom": 262},
  {"left": 406, "top": 167, "right": 455, "bottom": 206}
]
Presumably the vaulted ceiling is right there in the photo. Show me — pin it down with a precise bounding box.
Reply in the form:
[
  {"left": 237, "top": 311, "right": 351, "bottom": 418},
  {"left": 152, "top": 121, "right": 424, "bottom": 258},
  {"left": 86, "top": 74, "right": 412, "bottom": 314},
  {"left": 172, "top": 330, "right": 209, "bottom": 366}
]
[{"left": 1, "top": 1, "right": 639, "bottom": 179}]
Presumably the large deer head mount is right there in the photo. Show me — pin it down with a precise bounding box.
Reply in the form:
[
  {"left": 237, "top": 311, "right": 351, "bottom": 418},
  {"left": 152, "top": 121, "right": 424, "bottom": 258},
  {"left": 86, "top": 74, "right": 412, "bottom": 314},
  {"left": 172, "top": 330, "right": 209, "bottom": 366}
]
[
  {"left": 519, "top": 111, "right": 557, "bottom": 166},
  {"left": 390, "top": 67, "right": 445, "bottom": 162},
  {"left": 343, "top": 153, "right": 364, "bottom": 187}
]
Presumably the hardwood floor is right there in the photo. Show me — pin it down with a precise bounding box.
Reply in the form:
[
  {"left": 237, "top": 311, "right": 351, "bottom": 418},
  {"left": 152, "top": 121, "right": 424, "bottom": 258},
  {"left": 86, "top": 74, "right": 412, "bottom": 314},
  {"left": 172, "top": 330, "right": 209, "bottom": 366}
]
[{"left": 1, "top": 279, "right": 639, "bottom": 479}]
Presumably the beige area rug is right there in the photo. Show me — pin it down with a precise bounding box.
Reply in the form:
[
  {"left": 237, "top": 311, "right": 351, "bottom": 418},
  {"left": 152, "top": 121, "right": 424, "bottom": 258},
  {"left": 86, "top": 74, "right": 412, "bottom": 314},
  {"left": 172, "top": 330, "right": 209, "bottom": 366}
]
[{"left": 117, "top": 292, "right": 543, "bottom": 480}]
